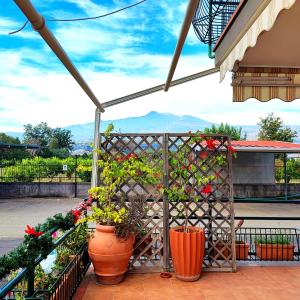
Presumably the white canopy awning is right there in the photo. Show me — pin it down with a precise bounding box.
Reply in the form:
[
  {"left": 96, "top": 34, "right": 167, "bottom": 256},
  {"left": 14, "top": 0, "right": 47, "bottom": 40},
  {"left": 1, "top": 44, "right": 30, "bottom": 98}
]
[{"left": 218, "top": 0, "right": 296, "bottom": 81}]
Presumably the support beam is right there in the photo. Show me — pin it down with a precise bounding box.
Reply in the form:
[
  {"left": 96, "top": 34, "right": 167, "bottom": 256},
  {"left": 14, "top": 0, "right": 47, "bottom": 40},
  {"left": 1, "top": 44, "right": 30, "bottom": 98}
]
[
  {"left": 164, "top": 0, "right": 200, "bottom": 92},
  {"left": 103, "top": 67, "right": 219, "bottom": 108},
  {"left": 91, "top": 108, "right": 101, "bottom": 188},
  {"left": 13, "top": 0, "right": 104, "bottom": 112}
]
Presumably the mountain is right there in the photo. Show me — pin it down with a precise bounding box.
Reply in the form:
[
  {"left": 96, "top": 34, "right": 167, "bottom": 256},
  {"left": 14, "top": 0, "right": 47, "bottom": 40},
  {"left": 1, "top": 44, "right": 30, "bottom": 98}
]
[
  {"left": 4, "top": 111, "right": 300, "bottom": 143},
  {"left": 64, "top": 111, "right": 215, "bottom": 142}
]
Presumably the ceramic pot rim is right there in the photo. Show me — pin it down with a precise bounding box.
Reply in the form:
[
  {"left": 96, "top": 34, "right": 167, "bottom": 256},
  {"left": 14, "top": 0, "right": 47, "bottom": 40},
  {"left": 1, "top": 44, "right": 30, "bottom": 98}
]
[
  {"left": 170, "top": 226, "right": 204, "bottom": 234},
  {"left": 96, "top": 224, "right": 115, "bottom": 233}
]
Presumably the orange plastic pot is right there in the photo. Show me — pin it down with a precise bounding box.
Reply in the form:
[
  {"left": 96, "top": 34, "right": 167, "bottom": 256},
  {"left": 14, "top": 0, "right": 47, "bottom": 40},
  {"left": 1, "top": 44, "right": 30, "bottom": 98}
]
[
  {"left": 88, "top": 225, "right": 135, "bottom": 285},
  {"left": 256, "top": 243, "right": 294, "bottom": 261},
  {"left": 170, "top": 226, "right": 205, "bottom": 282}
]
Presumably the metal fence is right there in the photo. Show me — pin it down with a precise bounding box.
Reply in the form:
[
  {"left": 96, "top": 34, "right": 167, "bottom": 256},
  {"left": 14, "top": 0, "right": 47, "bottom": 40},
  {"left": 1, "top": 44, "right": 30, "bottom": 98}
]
[
  {"left": 0, "top": 163, "right": 78, "bottom": 183},
  {"left": 275, "top": 156, "right": 300, "bottom": 184},
  {"left": 0, "top": 225, "right": 90, "bottom": 300}
]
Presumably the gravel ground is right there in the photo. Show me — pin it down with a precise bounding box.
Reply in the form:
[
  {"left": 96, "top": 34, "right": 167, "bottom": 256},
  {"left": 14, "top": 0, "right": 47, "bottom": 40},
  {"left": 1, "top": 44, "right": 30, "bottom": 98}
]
[{"left": 0, "top": 198, "right": 300, "bottom": 256}]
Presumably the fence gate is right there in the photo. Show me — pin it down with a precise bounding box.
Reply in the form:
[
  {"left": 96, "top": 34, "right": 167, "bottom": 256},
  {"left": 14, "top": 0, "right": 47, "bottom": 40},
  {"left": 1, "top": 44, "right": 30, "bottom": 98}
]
[{"left": 102, "top": 133, "right": 236, "bottom": 273}]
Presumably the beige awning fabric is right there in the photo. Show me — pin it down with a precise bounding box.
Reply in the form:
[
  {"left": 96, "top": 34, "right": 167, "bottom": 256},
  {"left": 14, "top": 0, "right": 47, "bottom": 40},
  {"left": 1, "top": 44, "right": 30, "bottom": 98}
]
[
  {"left": 220, "top": 0, "right": 296, "bottom": 82},
  {"left": 232, "top": 67, "right": 300, "bottom": 102}
]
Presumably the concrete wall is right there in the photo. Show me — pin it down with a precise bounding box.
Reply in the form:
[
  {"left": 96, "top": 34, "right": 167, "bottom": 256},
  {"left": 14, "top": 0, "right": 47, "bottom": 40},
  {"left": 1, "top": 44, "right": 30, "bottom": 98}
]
[
  {"left": 234, "top": 183, "right": 300, "bottom": 198},
  {"left": 1, "top": 182, "right": 299, "bottom": 199},
  {"left": 0, "top": 182, "right": 90, "bottom": 199},
  {"left": 232, "top": 152, "right": 275, "bottom": 184}
]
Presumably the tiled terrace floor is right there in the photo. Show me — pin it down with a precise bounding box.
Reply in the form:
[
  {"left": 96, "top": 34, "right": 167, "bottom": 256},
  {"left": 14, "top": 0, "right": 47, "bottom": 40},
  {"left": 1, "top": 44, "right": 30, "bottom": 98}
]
[{"left": 74, "top": 266, "right": 300, "bottom": 300}]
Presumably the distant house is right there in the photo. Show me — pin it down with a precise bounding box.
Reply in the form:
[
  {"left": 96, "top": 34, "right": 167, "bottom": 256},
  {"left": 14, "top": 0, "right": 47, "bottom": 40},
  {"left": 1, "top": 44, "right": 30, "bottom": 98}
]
[{"left": 231, "top": 140, "right": 300, "bottom": 184}]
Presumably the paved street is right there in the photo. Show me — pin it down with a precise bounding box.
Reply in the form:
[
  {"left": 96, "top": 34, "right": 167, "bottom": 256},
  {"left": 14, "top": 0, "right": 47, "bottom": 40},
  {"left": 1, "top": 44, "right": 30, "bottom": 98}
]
[
  {"left": 0, "top": 197, "right": 81, "bottom": 255},
  {"left": 1, "top": 198, "right": 300, "bottom": 256}
]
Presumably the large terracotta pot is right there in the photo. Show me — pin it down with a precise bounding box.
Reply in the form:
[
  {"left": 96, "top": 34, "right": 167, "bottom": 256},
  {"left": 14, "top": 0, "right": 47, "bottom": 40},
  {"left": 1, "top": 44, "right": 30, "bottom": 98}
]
[
  {"left": 170, "top": 226, "right": 205, "bottom": 282},
  {"left": 256, "top": 243, "right": 294, "bottom": 261},
  {"left": 88, "top": 225, "right": 135, "bottom": 285}
]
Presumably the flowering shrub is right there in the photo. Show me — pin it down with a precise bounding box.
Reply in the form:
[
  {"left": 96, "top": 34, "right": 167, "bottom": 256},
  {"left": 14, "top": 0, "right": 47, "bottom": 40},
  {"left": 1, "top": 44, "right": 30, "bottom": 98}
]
[
  {"left": 81, "top": 125, "right": 160, "bottom": 237},
  {"left": 161, "top": 132, "right": 236, "bottom": 232}
]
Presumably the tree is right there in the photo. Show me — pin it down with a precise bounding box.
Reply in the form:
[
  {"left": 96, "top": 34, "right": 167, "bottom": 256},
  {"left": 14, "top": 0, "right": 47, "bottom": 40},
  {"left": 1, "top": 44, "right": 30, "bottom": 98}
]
[
  {"left": 49, "top": 128, "right": 74, "bottom": 150},
  {"left": 203, "top": 123, "right": 247, "bottom": 140},
  {"left": 258, "top": 113, "right": 297, "bottom": 142},
  {"left": 0, "top": 133, "right": 30, "bottom": 160},
  {"left": 23, "top": 122, "right": 52, "bottom": 147},
  {"left": 23, "top": 122, "right": 74, "bottom": 157}
]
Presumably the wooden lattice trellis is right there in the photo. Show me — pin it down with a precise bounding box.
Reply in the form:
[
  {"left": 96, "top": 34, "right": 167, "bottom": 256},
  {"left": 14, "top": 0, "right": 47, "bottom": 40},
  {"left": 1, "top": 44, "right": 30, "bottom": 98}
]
[{"left": 101, "top": 133, "right": 236, "bottom": 273}]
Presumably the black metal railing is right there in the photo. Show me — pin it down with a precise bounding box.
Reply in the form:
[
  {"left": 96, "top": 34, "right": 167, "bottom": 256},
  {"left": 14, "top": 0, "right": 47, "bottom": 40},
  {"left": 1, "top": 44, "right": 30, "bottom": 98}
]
[{"left": 0, "top": 225, "right": 90, "bottom": 300}]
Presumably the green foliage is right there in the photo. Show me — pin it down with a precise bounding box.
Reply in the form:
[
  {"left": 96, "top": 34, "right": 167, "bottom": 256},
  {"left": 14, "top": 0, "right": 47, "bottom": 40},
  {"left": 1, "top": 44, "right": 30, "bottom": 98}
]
[
  {"left": 23, "top": 122, "right": 52, "bottom": 147},
  {"left": 162, "top": 132, "right": 236, "bottom": 232},
  {"left": 275, "top": 158, "right": 300, "bottom": 182},
  {"left": 4, "top": 225, "right": 88, "bottom": 294},
  {"left": 0, "top": 156, "right": 92, "bottom": 182},
  {"left": 0, "top": 133, "right": 30, "bottom": 160},
  {"left": 203, "top": 123, "right": 246, "bottom": 140},
  {"left": 258, "top": 113, "right": 297, "bottom": 142},
  {"left": 23, "top": 122, "right": 74, "bottom": 157},
  {"left": 82, "top": 124, "right": 159, "bottom": 237},
  {"left": 0, "top": 208, "right": 84, "bottom": 279},
  {"left": 255, "top": 235, "right": 292, "bottom": 245}
]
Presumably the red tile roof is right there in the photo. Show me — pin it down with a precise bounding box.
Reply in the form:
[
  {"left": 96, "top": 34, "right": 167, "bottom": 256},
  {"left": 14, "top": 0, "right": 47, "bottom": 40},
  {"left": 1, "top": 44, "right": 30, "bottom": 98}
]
[{"left": 231, "top": 140, "right": 300, "bottom": 149}]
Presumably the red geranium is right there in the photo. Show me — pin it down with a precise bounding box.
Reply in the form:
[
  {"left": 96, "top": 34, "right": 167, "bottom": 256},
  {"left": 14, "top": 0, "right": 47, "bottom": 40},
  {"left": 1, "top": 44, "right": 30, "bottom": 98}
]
[
  {"left": 72, "top": 209, "right": 81, "bottom": 224},
  {"left": 201, "top": 184, "right": 212, "bottom": 194},
  {"left": 199, "top": 151, "right": 209, "bottom": 160},
  {"left": 25, "top": 225, "right": 44, "bottom": 238},
  {"left": 181, "top": 165, "right": 185, "bottom": 170},
  {"left": 227, "top": 145, "right": 236, "bottom": 155},
  {"left": 206, "top": 139, "right": 216, "bottom": 150}
]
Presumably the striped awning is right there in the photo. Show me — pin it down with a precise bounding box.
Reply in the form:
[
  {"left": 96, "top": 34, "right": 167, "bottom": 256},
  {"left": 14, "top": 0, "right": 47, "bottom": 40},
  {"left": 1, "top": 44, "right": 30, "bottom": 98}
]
[
  {"left": 232, "top": 67, "right": 300, "bottom": 102},
  {"left": 219, "top": 0, "right": 296, "bottom": 81}
]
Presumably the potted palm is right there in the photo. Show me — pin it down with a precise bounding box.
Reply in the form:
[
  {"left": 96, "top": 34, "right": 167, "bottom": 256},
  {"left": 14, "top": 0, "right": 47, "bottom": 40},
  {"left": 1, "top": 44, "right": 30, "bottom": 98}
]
[{"left": 80, "top": 125, "right": 160, "bottom": 285}]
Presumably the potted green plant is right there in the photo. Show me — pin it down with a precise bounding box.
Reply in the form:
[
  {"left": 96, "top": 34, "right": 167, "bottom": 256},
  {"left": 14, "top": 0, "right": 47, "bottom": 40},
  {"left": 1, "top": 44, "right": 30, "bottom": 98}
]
[
  {"left": 163, "top": 134, "right": 233, "bottom": 281},
  {"left": 214, "top": 219, "right": 249, "bottom": 260},
  {"left": 255, "top": 235, "right": 294, "bottom": 261},
  {"left": 80, "top": 125, "right": 160, "bottom": 285}
]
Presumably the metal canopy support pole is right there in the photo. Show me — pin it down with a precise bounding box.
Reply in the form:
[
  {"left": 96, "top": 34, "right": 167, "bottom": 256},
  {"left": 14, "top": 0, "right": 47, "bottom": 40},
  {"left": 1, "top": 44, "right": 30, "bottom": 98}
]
[
  {"left": 102, "top": 67, "right": 219, "bottom": 108},
  {"left": 284, "top": 153, "right": 288, "bottom": 201},
  {"left": 13, "top": 0, "right": 104, "bottom": 112},
  {"left": 164, "top": 0, "right": 200, "bottom": 91},
  {"left": 91, "top": 108, "right": 101, "bottom": 188}
]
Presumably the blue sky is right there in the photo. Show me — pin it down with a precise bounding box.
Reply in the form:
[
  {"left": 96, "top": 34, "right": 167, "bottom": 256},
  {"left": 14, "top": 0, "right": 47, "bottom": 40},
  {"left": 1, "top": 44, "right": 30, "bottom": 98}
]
[{"left": 1, "top": 0, "right": 300, "bottom": 132}]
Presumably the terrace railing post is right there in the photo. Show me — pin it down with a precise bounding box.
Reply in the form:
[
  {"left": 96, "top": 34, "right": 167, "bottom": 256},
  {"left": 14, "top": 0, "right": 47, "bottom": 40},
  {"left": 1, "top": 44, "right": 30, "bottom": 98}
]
[
  {"left": 284, "top": 153, "right": 288, "bottom": 201},
  {"left": 91, "top": 108, "right": 101, "bottom": 188},
  {"left": 26, "top": 266, "right": 35, "bottom": 297},
  {"left": 162, "top": 133, "right": 170, "bottom": 271},
  {"left": 74, "top": 154, "right": 78, "bottom": 198}
]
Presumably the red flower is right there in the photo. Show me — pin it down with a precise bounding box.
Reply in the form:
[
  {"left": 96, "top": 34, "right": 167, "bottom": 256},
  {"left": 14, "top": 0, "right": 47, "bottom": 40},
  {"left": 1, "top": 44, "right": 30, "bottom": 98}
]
[
  {"left": 181, "top": 165, "right": 185, "bottom": 170},
  {"left": 156, "top": 184, "right": 163, "bottom": 190},
  {"left": 227, "top": 145, "right": 236, "bottom": 155},
  {"left": 25, "top": 225, "right": 44, "bottom": 238},
  {"left": 199, "top": 151, "right": 209, "bottom": 160},
  {"left": 201, "top": 184, "right": 212, "bottom": 194},
  {"left": 206, "top": 139, "right": 216, "bottom": 150},
  {"left": 72, "top": 210, "right": 81, "bottom": 224},
  {"left": 187, "top": 165, "right": 192, "bottom": 171}
]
